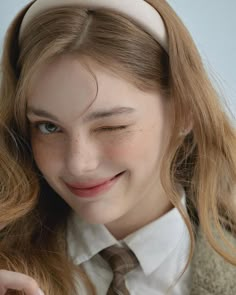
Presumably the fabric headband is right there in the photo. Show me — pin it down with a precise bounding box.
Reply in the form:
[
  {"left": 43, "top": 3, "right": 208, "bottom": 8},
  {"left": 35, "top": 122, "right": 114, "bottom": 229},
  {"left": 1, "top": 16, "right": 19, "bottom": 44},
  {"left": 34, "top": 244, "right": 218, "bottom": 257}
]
[{"left": 19, "top": 0, "right": 168, "bottom": 53}]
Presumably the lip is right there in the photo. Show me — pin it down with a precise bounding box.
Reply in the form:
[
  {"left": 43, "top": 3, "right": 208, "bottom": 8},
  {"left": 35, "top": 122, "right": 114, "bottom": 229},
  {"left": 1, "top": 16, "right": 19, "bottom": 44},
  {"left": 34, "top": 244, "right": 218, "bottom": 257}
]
[
  {"left": 66, "top": 172, "right": 125, "bottom": 198},
  {"left": 67, "top": 175, "right": 119, "bottom": 189}
]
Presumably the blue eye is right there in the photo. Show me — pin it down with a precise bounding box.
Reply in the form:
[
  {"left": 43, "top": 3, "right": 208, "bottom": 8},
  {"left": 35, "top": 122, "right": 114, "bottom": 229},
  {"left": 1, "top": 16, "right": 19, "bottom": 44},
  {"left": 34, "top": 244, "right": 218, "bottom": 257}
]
[{"left": 35, "top": 122, "right": 61, "bottom": 134}]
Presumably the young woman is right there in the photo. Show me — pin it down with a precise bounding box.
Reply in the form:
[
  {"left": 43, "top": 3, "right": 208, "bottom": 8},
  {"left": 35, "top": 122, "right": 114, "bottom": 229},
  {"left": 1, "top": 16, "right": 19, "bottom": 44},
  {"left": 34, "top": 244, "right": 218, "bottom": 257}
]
[{"left": 0, "top": 0, "right": 235, "bottom": 294}]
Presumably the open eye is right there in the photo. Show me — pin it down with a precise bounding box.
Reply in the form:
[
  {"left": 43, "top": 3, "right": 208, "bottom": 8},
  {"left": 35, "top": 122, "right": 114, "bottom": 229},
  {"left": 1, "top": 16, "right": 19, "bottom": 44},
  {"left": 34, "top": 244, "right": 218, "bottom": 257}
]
[{"left": 34, "top": 122, "right": 61, "bottom": 134}]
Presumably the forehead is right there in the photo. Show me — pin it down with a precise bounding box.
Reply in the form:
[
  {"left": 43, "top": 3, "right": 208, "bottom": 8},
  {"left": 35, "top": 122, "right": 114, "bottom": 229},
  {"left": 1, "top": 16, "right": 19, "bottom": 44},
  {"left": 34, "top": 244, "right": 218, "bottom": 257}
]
[
  {"left": 27, "top": 55, "right": 147, "bottom": 113},
  {"left": 26, "top": 55, "right": 165, "bottom": 126}
]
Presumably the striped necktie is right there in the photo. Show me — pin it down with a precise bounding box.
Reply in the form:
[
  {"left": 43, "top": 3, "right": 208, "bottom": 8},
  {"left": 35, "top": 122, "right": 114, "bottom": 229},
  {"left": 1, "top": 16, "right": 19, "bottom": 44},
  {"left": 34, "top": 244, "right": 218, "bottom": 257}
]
[{"left": 100, "top": 245, "right": 139, "bottom": 295}]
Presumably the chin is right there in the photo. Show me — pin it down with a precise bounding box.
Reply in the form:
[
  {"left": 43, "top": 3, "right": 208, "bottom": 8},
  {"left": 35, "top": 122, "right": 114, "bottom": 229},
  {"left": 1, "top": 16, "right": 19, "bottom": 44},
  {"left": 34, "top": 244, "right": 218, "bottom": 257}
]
[{"left": 76, "top": 208, "right": 122, "bottom": 225}]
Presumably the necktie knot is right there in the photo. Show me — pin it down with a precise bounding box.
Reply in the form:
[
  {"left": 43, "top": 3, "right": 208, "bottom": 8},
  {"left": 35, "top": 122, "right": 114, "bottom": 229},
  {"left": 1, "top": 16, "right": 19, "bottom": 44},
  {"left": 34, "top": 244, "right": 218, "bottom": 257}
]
[{"left": 100, "top": 245, "right": 139, "bottom": 294}]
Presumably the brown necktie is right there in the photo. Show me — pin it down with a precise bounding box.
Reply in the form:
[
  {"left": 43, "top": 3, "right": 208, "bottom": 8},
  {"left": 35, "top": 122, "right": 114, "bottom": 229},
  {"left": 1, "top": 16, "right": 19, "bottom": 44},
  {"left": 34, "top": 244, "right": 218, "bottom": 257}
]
[{"left": 100, "top": 245, "right": 139, "bottom": 295}]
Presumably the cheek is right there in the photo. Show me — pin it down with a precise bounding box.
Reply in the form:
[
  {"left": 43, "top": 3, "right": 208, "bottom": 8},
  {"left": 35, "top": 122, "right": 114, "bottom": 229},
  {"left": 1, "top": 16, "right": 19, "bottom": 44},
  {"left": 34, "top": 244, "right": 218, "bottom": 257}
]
[
  {"left": 103, "top": 128, "right": 161, "bottom": 165},
  {"left": 31, "top": 138, "right": 61, "bottom": 174},
  {"left": 31, "top": 143, "right": 48, "bottom": 172}
]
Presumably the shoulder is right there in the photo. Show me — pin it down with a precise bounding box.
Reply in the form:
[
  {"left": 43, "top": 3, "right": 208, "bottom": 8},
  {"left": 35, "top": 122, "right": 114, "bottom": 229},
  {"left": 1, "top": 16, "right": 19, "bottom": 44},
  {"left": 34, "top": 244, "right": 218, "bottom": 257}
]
[{"left": 190, "top": 227, "right": 236, "bottom": 295}]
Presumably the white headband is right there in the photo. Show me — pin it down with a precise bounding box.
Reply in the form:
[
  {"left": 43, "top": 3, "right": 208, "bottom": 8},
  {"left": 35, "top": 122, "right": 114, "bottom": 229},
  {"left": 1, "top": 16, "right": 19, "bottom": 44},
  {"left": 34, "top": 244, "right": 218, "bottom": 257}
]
[{"left": 19, "top": 0, "right": 168, "bottom": 53}]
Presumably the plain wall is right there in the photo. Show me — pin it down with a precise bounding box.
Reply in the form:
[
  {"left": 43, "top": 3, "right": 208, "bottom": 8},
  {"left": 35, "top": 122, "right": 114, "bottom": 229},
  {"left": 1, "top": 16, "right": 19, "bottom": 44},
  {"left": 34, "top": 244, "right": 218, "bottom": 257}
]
[{"left": 0, "top": 0, "right": 236, "bottom": 117}]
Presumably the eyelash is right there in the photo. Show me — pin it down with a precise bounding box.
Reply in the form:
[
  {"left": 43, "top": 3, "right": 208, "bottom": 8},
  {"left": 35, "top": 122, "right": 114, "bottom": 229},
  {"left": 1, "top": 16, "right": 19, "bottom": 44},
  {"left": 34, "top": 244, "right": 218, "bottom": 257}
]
[
  {"left": 31, "top": 122, "right": 128, "bottom": 134},
  {"left": 97, "top": 126, "right": 128, "bottom": 132},
  {"left": 31, "top": 122, "right": 60, "bottom": 134}
]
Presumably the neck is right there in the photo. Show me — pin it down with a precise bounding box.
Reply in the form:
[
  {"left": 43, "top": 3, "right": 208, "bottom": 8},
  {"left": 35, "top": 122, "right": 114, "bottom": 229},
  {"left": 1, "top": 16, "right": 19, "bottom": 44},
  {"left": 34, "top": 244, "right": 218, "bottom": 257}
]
[{"left": 105, "top": 191, "right": 174, "bottom": 240}]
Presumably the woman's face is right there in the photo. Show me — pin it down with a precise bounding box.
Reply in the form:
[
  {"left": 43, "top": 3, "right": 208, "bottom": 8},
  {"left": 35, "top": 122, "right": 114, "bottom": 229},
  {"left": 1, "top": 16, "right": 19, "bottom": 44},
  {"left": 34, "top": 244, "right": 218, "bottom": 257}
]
[{"left": 27, "top": 55, "right": 172, "bottom": 237}]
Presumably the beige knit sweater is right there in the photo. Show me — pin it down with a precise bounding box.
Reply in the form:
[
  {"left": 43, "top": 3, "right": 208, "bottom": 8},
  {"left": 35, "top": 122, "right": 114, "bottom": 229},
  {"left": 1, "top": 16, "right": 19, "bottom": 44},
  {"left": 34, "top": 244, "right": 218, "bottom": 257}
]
[{"left": 190, "top": 228, "right": 236, "bottom": 295}]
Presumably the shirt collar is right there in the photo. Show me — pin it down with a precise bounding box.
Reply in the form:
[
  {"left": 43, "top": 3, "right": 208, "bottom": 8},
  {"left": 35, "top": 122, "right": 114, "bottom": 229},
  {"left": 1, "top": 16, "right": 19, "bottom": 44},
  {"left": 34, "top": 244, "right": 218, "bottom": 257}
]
[
  {"left": 67, "top": 213, "right": 117, "bottom": 265},
  {"left": 123, "top": 195, "right": 188, "bottom": 275},
  {"left": 67, "top": 189, "right": 189, "bottom": 276}
]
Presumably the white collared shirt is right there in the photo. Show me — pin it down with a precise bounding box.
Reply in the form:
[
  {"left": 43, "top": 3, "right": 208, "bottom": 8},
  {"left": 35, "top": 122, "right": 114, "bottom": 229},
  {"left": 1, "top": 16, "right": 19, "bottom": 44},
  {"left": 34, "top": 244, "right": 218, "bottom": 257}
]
[{"left": 67, "top": 198, "right": 192, "bottom": 295}]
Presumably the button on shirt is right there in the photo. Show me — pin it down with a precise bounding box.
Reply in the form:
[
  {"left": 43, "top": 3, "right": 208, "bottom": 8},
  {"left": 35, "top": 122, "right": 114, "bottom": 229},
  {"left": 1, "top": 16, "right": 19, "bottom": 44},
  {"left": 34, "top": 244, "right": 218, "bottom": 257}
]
[{"left": 67, "top": 198, "right": 192, "bottom": 295}]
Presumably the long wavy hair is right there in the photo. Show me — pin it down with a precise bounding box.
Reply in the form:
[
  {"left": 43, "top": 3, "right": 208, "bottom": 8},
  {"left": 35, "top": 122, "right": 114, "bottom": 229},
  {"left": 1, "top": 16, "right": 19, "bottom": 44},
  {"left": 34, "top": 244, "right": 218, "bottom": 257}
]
[{"left": 0, "top": 0, "right": 235, "bottom": 294}]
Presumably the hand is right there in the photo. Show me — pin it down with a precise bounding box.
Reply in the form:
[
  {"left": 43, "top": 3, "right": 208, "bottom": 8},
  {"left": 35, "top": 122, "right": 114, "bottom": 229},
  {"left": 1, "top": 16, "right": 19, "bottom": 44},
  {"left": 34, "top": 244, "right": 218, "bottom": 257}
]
[{"left": 0, "top": 270, "right": 44, "bottom": 295}]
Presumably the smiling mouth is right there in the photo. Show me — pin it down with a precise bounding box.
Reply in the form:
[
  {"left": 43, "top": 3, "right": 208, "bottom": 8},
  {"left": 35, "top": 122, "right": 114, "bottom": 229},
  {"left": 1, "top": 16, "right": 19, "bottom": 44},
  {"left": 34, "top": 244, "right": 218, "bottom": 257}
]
[
  {"left": 66, "top": 171, "right": 125, "bottom": 198},
  {"left": 67, "top": 171, "right": 125, "bottom": 190}
]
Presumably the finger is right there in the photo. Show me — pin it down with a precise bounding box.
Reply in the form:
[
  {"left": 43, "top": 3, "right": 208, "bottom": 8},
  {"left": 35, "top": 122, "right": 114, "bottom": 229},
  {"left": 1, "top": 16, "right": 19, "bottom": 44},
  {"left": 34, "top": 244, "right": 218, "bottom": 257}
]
[{"left": 0, "top": 270, "right": 44, "bottom": 295}]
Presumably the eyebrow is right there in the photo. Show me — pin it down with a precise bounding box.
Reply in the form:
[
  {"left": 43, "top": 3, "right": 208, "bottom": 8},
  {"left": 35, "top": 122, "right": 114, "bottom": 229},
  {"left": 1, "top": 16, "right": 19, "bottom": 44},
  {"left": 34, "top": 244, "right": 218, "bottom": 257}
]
[{"left": 27, "top": 106, "right": 136, "bottom": 123}]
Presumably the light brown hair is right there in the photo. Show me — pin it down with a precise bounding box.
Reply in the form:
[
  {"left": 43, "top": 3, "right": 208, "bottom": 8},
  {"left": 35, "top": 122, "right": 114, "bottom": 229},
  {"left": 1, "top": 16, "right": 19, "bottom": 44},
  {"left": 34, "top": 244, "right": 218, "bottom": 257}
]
[{"left": 0, "top": 0, "right": 235, "bottom": 294}]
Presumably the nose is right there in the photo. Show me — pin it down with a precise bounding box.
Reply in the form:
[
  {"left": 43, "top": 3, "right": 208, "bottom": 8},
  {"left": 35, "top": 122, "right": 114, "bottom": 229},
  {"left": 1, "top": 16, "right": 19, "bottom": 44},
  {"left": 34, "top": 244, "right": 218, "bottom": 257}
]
[{"left": 65, "top": 135, "right": 100, "bottom": 177}]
